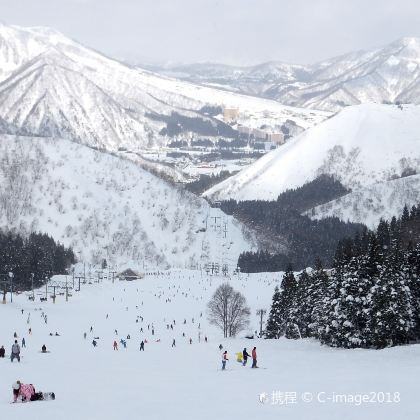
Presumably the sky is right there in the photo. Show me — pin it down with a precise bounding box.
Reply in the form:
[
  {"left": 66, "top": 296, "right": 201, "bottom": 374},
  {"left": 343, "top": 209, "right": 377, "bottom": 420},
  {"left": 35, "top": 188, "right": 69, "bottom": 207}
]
[{"left": 1, "top": 0, "right": 420, "bottom": 66}]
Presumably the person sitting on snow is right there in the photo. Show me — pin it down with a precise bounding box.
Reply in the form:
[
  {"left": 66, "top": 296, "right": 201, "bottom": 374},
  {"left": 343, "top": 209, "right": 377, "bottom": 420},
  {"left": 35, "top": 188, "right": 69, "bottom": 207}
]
[{"left": 12, "top": 381, "right": 54, "bottom": 402}]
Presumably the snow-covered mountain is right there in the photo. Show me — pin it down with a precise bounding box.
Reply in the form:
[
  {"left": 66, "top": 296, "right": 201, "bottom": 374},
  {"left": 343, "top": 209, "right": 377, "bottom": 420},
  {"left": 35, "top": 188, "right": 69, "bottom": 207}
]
[
  {"left": 0, "top": 134, "right": 253, "bottom": 269},
  {"left": 159, "top": 38, "right": 420, "bottom": 112},
  {"left": 204, "top": 104, "right": 420, "bottom": 223},
  {"left": 0, "top": 23, "right": 328, "bottom": 151}
]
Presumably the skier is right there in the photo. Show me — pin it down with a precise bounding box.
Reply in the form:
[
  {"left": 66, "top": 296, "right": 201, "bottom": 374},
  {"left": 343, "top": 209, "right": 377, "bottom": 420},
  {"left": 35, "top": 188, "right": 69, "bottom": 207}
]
[
  {"left": 92, "top": 340, "right": 97, "bottom": 347},
  {"left": 251, "top": 347, "right": 258, "bottom": 368},
  {"left": 172, "top": 339, "right": 176, "bottom": 348},
  {"left": 242, "top": 348, "right": 250, "bottom": 366},
  {"left": 113, "top": 341, "right": 118, "bottom": 350},
  {"left": 90, "top": 326, "right": 93, "bottom": 332},
  {"left": 222, "top": 351, "right": 228, "bottom": 370},
  {"left": 11, "top": 340, "right": 21, "bottom": 362},
  {"left": 28, "top": 328, "right": 32, "bottom": 335},
  {"left": 12, "top": 381, "right": 55, "bottom": 402},
  {"left": 83, "top": 332, "right": 87, "bottom": 339},
  {"left": 139, "top": 341, "right": 145, "bottom": 351},
  {"left": 22, "top": 338, "right": 26, "bottom": 348},
  {"left": 189, "top": 338, "right": 192, "bottom": 344},
  {"left": 0, "top": 345, "right": 5, "bottom": 357},
  {"left": 218, "top": 344, "right": 223, "bottom": 351}
]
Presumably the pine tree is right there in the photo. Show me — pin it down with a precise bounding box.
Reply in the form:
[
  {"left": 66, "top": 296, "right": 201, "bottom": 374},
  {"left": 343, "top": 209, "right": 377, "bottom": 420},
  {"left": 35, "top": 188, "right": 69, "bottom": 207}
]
[
  {"left": 369, "top": 241, "right": 415, "bottom": 348},
  {"left": 265, "top": 286, "right": 282, "bottom": 338}
]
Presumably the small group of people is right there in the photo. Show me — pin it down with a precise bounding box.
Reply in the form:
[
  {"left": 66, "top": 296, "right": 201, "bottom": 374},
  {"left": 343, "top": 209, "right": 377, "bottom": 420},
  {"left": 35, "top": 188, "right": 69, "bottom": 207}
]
[{"left": 222, "top": 347, "right": 258, "bottom": 370}]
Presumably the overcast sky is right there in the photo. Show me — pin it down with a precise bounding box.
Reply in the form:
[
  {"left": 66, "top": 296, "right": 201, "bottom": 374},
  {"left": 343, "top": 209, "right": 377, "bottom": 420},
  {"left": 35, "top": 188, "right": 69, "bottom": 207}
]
[{"left": 1, "top": 0, "right": 420, "bottom": 66}]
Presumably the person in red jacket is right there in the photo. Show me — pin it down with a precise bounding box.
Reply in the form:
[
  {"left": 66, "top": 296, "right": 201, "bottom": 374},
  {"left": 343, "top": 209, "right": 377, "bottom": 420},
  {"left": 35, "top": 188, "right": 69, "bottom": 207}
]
[{"left": 251, "top": 347, "right": 258, "bottom": 368}]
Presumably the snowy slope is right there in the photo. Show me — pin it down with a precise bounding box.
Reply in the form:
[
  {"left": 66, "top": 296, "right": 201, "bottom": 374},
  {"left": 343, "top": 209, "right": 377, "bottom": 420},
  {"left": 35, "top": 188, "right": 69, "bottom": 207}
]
[
  {"left": 0, "top": 134, "right": 253, "bottom": 268},
  {"left": 307, "top": 174, "right": 420, "bottom": 228},
  {"left": 204, "top": 104, "right": 420, "bottom": 201},
  {"left": 161, "top": 37, "right": 420, "bottom": 112},
  {"left": 0, "top": 23, "right": 329, "bottom": 151},
  {"left": 1, "top": 270, "right": 419, "bottom": 420}
]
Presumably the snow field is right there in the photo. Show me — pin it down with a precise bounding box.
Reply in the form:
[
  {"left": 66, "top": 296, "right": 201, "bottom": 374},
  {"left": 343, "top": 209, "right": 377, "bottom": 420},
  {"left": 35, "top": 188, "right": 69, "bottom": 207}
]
[{"left": 1, "top": 269, "right": 419, "bottom": 420}]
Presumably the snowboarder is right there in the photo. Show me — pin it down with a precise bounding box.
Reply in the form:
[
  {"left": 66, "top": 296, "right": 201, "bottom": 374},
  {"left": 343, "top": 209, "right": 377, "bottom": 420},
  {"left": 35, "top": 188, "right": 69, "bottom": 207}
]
[
  {"left": 11, "top": 340, "right": 21, "bottom": 362},
  {"left": 139, "top": 341, "right": 145, "bottom": 351},
  {"left": 0, "top": 345, "right": 5, "bottom": 358},
  {"left": 251, "top": 347, "right": 258, "bottom": 368},
  {"left": 242, "top": 348, "right": 250, "bottom": 366},
  {"left": 222, "top": 351, "right": 228, "bottom": 370},
  {"left": 12, "top": 381, "right": 55, "bottom": 403}
]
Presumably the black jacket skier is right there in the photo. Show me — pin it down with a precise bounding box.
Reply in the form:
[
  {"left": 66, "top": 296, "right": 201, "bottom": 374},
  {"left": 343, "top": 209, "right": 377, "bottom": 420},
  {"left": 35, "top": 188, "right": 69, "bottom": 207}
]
[{"left": 242, "top": 348, "right": 250, "bottom": 365}]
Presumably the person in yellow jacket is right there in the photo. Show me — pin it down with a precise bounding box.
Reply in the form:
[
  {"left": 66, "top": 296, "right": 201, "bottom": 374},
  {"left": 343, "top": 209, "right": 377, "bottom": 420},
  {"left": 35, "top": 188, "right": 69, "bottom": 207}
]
[{"left": 236, "top": 351, "right": 243, "bottom": 363}]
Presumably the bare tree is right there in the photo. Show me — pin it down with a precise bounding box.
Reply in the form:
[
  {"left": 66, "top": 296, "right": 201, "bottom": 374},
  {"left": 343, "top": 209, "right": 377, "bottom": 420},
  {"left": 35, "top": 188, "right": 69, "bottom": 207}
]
[{"left": 207, "top": 283, "right": 250, "bottom": 338}]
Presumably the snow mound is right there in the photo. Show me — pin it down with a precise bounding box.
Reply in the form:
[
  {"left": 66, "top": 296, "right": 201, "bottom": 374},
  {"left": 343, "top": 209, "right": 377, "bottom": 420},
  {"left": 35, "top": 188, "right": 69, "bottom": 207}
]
[{"left": 307, "top": 173, "right": 420, "bottom": 228}]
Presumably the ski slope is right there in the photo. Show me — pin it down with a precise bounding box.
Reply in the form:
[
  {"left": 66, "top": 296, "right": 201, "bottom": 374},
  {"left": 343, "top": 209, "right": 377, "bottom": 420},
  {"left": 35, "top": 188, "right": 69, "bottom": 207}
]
[{"left": 1, "top": 270, "right": 419, "bottom": 420}]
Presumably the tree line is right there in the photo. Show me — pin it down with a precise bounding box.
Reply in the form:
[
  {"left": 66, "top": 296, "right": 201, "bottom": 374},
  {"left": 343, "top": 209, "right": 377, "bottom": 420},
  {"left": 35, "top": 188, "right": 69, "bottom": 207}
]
[
  {"left": 0, "top": 231, "right": 75, "bottom": 291},
  {"left": 265, "top": 204, "right": 420, "bottom": 349},
  {"left": 224, "top": 175, "right": 364, "bottom": 271}
]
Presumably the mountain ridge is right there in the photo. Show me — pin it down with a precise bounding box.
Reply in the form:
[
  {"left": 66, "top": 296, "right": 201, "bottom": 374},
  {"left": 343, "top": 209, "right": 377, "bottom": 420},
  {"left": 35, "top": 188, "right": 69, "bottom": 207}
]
[{"left": 154, "top": 37, "right": 420, "bottom": 111}]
